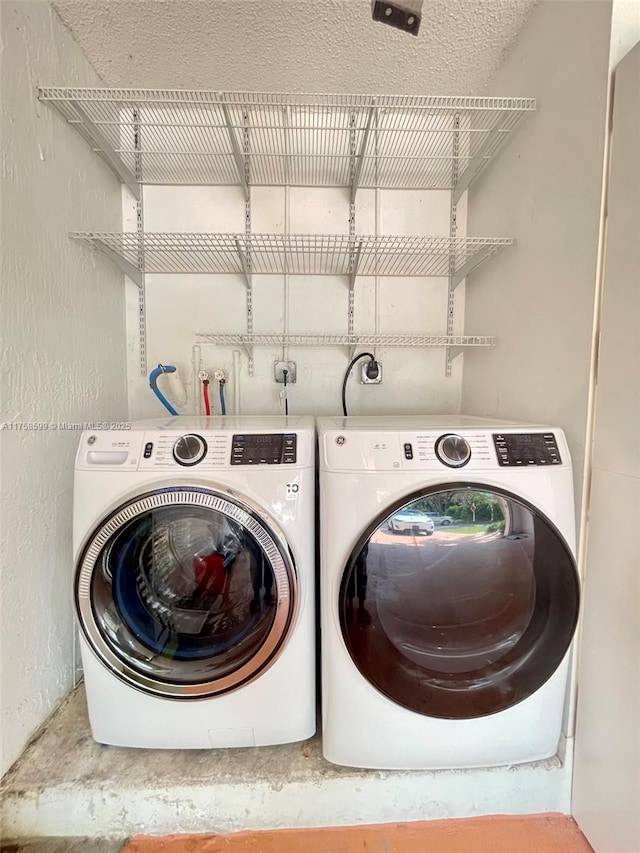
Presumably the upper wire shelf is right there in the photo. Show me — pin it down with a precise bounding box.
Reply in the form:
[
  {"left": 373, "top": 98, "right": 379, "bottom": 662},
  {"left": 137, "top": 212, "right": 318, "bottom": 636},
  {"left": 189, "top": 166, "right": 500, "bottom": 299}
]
[
  {"left": 39, "top": 88, "right": 535, "bottom": 199},
  {"left": 71, "top": 232, "right": 513, "bottom": 286}
]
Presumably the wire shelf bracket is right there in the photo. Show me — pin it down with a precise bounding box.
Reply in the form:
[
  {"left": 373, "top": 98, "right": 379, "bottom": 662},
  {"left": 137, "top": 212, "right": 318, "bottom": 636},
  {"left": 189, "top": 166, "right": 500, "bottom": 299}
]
[
  {"left": 234, "top": 238, "right": 253, "bottom": 290},
  {"left": 446, "top": 345, "right": 466, "bottom": 366},
  {"left": 453, "top": 110, "right": 512, "bottom": 205},
  {"left": 220, "top": 101, "right": 250, "bottom": 201},
  {"left": 86, "top": 235, "right": 143, "bottom": 288},
  {"left": 449, "top": 240, "right": 506, "bottom": 290},
  {"left": 70, "top": 102, "right": 141, "bottom": 201},
  {"left": 350, "top": 106, "right": 375, "bottom": 204}
]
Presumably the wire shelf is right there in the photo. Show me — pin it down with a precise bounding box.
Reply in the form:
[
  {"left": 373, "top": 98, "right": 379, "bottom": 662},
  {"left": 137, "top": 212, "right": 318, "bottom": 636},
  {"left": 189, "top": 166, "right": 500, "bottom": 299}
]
[
  {"left": 39, "top": 88, "right": 535, "bottom": 193},
  {"left": 195, "top": 334, "right": 495, "bottom": 347},
  {"left": 71, "top": 232, "right": 513, "bottom": 280}
]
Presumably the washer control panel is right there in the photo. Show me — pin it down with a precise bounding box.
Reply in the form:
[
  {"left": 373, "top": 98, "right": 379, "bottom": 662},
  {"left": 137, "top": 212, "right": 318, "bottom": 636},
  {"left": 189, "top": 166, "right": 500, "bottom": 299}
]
[
  {"left": 231, "top": 433, "right": 297, "bottom": 465},
  {"left": 493, "top": 432, "right": 562, "bottom": 466}
]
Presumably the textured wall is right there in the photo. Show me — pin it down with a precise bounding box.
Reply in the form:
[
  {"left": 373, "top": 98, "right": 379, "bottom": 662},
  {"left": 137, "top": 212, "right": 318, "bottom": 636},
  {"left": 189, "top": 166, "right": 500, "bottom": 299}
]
[
  {"left": 0, "top": 1, "right": 127, "bottom": 776},
  {"left": 51, "top": 0, "right": 536, "bottom": 94},
  {"left": 461, "top": 0, "right": 612, "bottom": 518}
]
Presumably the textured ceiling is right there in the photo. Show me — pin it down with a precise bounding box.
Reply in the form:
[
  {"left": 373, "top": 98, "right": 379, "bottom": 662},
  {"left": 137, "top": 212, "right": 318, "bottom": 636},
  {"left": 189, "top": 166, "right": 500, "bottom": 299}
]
[{"left": 51, "top": 0, "right": 537, "bottom": 94}]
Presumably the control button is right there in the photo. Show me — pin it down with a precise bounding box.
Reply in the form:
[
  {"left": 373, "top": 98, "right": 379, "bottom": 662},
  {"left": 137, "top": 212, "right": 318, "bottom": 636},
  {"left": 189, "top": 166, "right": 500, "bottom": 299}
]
[
  {"left": 403, "top": 443, "right": 413, "bottom": 460},
  {"left": 173, "top": 434, "right": 208, "bottom": 466},
  {"left": 435, "top": 433, "right": 471, "bottom": 468},
  {"left": 143, "top": 442, "right": 154, "bottom": 459}
]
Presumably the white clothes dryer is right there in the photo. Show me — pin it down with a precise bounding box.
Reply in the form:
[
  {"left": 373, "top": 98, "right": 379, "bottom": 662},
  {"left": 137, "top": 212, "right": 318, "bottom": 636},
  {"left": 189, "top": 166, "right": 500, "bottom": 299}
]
[
  {"left": 73, "top": 416, "right": 315, "bottom": 749},
  {"left": 318, "top": 415, "right": 580, "bottom": 770}
]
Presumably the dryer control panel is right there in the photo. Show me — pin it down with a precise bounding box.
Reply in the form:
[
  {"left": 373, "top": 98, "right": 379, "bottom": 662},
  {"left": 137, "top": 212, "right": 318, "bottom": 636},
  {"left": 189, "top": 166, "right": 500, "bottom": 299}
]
[
  {"left": 321, "top": 427, "right": 569, "bottom": 472},
  {"left": 493, "top": 432, "right": 562, "bottom": 466}
]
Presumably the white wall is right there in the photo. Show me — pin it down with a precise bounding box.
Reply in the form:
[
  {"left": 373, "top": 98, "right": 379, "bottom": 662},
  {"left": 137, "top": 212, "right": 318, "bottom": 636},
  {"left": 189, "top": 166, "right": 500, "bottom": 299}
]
[
  {"left": 0, "top": 1, "right": 127, "bottom": 776},
  {"left": 572, "top": 37, "right": 640, "bottom": 853},
  {"left": 127, "top": 186, "right": 469, "bottom": 420},
  {"left": 461, "top": 0, "right": 612, "bottom": 516}
]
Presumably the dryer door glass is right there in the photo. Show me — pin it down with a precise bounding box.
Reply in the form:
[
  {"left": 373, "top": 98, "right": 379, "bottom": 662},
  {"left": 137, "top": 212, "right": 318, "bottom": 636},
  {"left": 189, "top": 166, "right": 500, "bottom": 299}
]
[
  {"left": 339, "top": 485, "right": 579, "bottom": 719},
  {"left": 76, "top": 487, "right": 296, "bottom": 698}
]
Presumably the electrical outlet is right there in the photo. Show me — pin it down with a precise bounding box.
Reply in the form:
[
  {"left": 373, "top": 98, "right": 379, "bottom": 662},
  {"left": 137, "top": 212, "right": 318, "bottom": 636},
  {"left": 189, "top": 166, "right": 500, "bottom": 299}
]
[
  {"left": 361, "top": 361, "right": 383, "bottom": 384},
  {"left": 275, "top": 361, "right": 297, "bottom": 384}
]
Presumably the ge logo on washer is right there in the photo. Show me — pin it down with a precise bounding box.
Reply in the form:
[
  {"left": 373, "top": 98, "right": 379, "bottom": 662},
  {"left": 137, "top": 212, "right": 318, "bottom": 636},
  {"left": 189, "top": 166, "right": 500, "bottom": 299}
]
[{"left": 335, "top": 436, "right": 346, "bottom": 445}]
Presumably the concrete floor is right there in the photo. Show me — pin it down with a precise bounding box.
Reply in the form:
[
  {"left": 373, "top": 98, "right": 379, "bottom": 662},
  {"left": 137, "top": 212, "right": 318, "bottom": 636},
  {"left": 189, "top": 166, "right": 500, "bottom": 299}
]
[
  {"left": 1, "top": 841, "right": 123, "bottom": 852},
  {"left": 1, "top": 685, "right": 574, "bottom": 840}
]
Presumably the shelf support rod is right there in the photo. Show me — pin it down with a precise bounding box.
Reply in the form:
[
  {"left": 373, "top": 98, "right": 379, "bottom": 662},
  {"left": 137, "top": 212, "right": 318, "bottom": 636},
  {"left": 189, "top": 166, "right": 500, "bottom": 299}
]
[
  {"left": 350, "top": 106, "right": 375, "bottom": 204},
  {"left": 70, "top": 102, "right": 140, "bottom": 201},
  {"left": 132, "top": 107, "right": 147, "bottom": 375},
  {"left": 348, "top": 240, "right": 363, "bottom": 338},
  {"left": 452, "top": 110, "right": 509, "bottom": 204},
  {"left": 88, "top": 237, "right": 143, "bottom": 289},
  {"left": 235, "top": 238, "right": 254, "bottom": 375},
  {"left": 220, "top": 102, "right": 250, "bottom": 201},
  {"left": 349, "top": 240, "right": 363, "bottom": 292},
  {"left": 446, "top": 113, "right": 461, "bottom": 378}
]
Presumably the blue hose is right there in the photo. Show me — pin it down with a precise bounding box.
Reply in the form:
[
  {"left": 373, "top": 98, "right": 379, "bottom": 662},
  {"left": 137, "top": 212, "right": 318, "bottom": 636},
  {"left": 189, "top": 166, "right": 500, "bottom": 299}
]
[
  {"left": 149, "top": 364, "right": 179, "bottom": 416},
  {"left": 219, "top": 381, "right": 226, "bottom": 416}
]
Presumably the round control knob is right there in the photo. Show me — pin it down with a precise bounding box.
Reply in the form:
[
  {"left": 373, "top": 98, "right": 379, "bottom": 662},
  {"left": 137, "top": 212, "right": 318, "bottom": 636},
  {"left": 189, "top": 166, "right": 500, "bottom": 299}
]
[
  {"left": 435, "top": 433, "right": 471, "bottom": 468},
  {"left": 173, "top": 434, "right": 208, "bottom": 466}
]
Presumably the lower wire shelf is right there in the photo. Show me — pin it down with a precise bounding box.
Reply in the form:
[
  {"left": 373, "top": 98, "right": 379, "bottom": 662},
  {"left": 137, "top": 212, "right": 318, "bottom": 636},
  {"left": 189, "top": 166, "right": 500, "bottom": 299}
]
[{"left": 195, "top": 333, "right": 496, "bottom": 364}]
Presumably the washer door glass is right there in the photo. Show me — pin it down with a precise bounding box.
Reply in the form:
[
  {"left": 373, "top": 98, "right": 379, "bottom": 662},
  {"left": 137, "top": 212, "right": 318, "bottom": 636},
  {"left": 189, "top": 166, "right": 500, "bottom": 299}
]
[
  {"left": 340, "top": 485, "right": 579, "bottom": 719},
  {"left": 76, "top": 487, "right": 296, "bottom": 698}
]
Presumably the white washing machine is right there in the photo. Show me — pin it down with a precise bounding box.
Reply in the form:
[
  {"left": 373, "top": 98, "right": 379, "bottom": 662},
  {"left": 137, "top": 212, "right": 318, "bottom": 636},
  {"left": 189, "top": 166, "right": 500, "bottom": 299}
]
[
  {"left": 73, "top": 416, "right": 315, "bottom": 749},
  {"left": 318, "top": 415, "right": 580, "bottom": 769}
]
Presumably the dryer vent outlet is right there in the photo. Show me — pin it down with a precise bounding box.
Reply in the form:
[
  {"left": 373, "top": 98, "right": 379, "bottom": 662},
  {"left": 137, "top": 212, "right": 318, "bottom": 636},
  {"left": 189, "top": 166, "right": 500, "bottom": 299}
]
[{"left": 371, "top": 0, "right": 422, "bottom": 35}]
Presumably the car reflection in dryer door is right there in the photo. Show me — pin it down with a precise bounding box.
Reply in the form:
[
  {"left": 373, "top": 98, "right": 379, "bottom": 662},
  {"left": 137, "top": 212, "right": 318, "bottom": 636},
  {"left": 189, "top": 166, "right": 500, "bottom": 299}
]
[
  {"left": 339, "top": 487, "right": 580, "bottom": 720},
  {"left": 387, "top": 509, "right": 435, "bottom": 536}
]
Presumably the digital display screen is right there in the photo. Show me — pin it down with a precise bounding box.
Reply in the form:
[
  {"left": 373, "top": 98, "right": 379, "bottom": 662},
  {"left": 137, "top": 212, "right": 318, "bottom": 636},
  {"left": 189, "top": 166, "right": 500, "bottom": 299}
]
[
  {"left": 243, "top": 434, "right": 283, "bottom": 458},
  {"left": 231, "top": 433, "right": 297, "bottom": 465}
]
